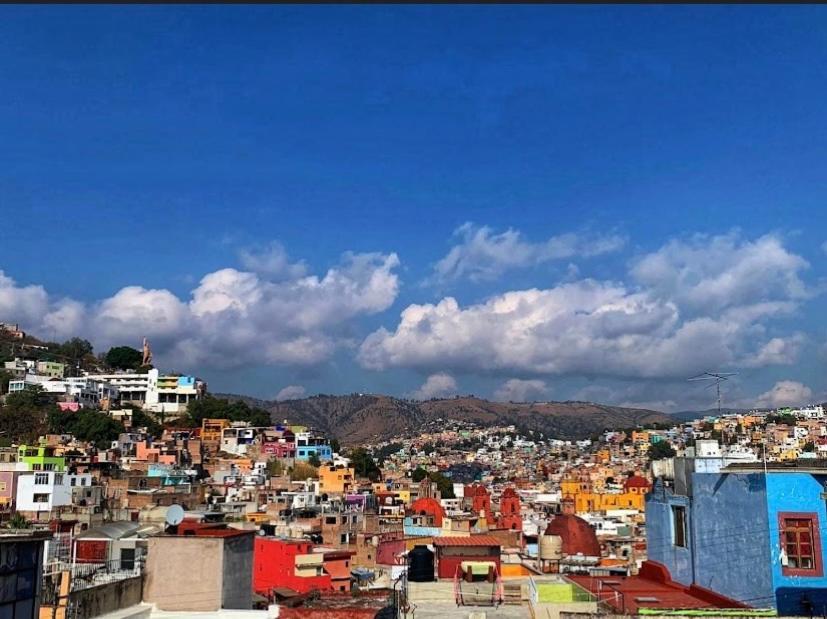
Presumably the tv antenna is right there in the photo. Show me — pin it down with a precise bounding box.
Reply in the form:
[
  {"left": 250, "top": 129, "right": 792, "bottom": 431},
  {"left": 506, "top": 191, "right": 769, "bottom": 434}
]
[{"left": 688, "top": 371, "right": 738, "bottom": 414}]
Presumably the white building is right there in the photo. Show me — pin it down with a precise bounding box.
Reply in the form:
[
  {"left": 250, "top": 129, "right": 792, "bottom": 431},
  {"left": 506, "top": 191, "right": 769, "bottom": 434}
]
[
  {"left": 90, "top": 368, "right": 206, "bottom": 417},
  {"left": 7, "top": 375, "right": 119, "bottom": 408},
  {"left": 15, "top": 470, "right": 93, "bottom": 514}
]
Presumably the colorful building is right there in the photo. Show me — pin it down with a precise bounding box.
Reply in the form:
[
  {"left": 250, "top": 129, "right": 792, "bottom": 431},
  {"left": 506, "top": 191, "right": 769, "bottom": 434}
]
[
  {"left": 318, "top": 463, "right": 355, "bottom": 495},
  {"left": 647, "top": 462, "right": 827, "bottom": 615},
  {"left": 17, "top": 445, "right": 65, "bottom": 472}
]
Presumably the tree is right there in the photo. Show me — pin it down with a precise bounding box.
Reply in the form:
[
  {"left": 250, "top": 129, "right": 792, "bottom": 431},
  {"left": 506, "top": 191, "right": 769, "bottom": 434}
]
[
  {"left": 428, "top": 471, "right": 455, "bottom": 498},
  {"left": 48, "top": 408, "right": 125, "bottom": 449},
  {"left": 0, "top": 369, "right": 12, "bottom": 395},
  {"left": 57, "top": 338, "right": 94, "bottom": 371},
  {"left": 804, "top": 441, "right": 816, "bottom": 453},
  {"left": 649, "top": 441, "right": 677, "bottom": 461},
  {"left": 349, "top": 447, "right": 380, "bottom": 481},
  {"left": 290, "top": 461, "right": 318, "bottom": 481},
  {"left": 1, "top": 386, "right": 54, "bottom": 442},
  {"left": 308, "top": 453, "right": 322, "bottom": 468},
  {"left": 330, "top": 438, "right": 341, "bottom": 454},
  {"left": 411, "top": 466, "right": 428, "bottom": 482},
  {"left": 8, "top": 512, "right": 30, "bottom": 529},
  {"left": 105, "top": 346, "right": 143, "bottom": 371}
]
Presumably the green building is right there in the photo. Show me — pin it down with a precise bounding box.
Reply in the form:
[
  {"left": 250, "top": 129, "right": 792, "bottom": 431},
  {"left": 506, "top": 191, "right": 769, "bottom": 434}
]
[{"left": 17, "top": 445, "right": 65, "bottom": 472}]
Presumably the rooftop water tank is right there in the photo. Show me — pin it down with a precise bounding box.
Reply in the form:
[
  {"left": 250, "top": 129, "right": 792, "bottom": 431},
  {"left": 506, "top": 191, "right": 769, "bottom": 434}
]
[{"left": 539, "top": 534, "right": 563, "bottom": 561}]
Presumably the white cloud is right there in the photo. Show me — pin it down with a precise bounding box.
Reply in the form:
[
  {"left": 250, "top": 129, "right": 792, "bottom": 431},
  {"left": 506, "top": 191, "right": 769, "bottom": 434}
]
[
  {"left": 361, "top": 232, "right": 813, "bottom": 382},
  {"left": 0, "top": 250, "right": 401, "bottom": 372},
  {"left": 631, "top": 232, "right": 809, "bottom": 316},
  {"left": 431, "top": 223, "right": 626, "bottom": 283},
  {"left": 238, "top": 242, "right": 308, "bottom": 280},
  {"left": 275, "top": 385, "right": 307, "bottom": 401},
  {"left": 755, "top": 381, "right": 814, "bottom": 409},
  {"left": 493, "top": 379, "right": 548, "bottom": 402},
  {"left": 409, "top": 373, "right": 457, "bottom": 400}
]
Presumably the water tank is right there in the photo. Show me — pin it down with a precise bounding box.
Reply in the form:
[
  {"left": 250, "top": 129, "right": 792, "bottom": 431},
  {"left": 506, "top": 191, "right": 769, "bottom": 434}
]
[
  {"left": 539, "top": 534, "right": 563, "bottom": 561},
  {"left": 407, "top": 545, "right": 435, "bottom": 582}
]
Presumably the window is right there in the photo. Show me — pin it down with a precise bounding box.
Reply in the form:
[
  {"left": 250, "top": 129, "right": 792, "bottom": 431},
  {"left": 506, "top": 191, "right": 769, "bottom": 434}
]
[
  {"left": 34, "top": 473, "right": 48, "bottom": 486},
  {"left": 54, "top": 474, "right": 63, "bottom": 486},
  {"left": 672, "top": 505, "right": 687, "bottom": 548},
  {"left": 31, "top": 464, "right": 41, "bottom": 471},
  {"left": 70, "top": 478, "right": 76, "bottom": 487},
  {"left": 44, "top": 463, "right": 54, "bottom": 471},
  {"left": 33, "top": 494, "right": 49, "bottom": 503},
  {"left": 780, "top": 513, "right": 823, "bottom": 576}
]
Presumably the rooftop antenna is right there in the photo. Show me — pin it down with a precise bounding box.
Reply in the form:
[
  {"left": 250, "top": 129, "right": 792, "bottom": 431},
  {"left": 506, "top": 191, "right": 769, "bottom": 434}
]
[{"left": 688, "top": 372, "right": 738, "bottom": 415}]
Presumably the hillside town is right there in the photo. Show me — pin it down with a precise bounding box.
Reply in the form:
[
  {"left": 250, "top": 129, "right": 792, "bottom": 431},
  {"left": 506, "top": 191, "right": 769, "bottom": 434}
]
[{"left": 2, "top": 336, "right": 827, "bottom": 618}]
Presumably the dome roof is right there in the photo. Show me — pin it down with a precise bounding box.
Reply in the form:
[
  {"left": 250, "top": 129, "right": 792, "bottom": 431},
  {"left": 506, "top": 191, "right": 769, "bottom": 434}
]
[
  {"left": 624, "top": 475, "right": 651, "bottom": 490},
  {"left": 544, "top": 514, "right": 601, "bottom": 557}
]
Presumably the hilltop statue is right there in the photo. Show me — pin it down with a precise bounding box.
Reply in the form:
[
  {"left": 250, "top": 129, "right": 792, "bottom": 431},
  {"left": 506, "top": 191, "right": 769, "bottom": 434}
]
[{"left": 142, "top": 337, "right": 153, "bottom": 366}]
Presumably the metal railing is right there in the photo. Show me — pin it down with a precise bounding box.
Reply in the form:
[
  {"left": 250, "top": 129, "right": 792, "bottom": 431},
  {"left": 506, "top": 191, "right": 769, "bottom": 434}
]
[{"left": 43, "top": 558, "right": 145, "bottom": 592}]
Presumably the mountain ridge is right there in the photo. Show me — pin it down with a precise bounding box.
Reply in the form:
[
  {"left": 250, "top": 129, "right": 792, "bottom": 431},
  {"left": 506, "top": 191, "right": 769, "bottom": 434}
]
[{"left": 214, "top": 392, "right": 674, "bottom": 445}]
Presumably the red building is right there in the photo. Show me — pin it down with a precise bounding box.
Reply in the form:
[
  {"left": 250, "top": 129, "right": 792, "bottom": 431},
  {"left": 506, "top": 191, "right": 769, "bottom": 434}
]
[
  {"left": 409, "top": 497, "right": 446, "bottom": 527},
  {"left": 432, "top": 536, "right": 501, "bottom": 580},
  {"left": 464, "top": 484, "right": 492, "bottom": 522},
  {"left": 254, "top": 537, "right": 354, "bottom": 597},
  {"left": 496, "top": 487, "right": 522, "bottom": 531}
]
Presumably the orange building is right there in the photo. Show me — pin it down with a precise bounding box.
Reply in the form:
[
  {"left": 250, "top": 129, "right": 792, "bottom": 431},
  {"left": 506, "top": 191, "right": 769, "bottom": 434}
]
[{"left": 561, "top": 473, "right": 651, "bottom": 513}]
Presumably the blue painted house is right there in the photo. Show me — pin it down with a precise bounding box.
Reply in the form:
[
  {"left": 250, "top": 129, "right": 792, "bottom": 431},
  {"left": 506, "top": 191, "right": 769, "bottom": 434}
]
[{"left": 647, "top": 460, "right": 827, "bottom": 615}]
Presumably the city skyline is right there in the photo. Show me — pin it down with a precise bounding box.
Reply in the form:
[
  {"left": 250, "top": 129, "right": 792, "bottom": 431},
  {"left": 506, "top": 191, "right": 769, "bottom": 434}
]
[{"left": 2, "top": 5, "right": 827, "bottom": 410}]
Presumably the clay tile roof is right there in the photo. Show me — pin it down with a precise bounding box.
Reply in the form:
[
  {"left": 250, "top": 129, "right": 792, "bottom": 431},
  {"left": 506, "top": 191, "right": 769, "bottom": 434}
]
[{"left": 433, "top": 535, "right": 501, "bottom": 547}]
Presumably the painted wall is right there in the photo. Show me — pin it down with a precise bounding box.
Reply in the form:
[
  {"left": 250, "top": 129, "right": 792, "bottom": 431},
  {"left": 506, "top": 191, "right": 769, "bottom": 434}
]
[
  {"left": 144, "top": 537, "right": 222, "bottom": 612},
  {"left": 645, "top": 485, "right": 693, "bottom": 586},
  {"left": 765, "top": 472, "right": 827, "bottom": 615},
  {"left": 691, "top": 473, "right": 773, "bottom": 607}
]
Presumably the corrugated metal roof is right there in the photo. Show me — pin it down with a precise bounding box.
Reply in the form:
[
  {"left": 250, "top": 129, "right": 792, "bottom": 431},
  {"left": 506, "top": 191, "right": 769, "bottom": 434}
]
[{"left": 432, "top": 535, "right": 501, "bottom": 547}]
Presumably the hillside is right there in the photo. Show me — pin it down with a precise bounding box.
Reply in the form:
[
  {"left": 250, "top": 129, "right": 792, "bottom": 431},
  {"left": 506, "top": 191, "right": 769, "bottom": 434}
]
[{"left": 217, "top": 393, "right": 673, "bottom": 445}]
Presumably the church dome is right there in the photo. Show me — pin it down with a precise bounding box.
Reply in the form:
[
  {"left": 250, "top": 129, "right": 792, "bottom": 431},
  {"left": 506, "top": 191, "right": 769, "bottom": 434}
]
[{"left": 544, "top": 514, "right": 601, "bottom": 557}]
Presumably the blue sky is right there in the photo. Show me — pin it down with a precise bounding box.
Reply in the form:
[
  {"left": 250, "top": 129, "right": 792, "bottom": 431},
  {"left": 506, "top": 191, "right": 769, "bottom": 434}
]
[{"left": 1, "top": 5, "right": 826, "bottom": 410}]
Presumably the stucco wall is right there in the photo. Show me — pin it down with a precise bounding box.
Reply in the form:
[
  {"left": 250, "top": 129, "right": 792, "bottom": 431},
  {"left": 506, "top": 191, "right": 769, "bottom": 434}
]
[
  {"left": 71, "top": 576, "right": 143, "bottom": 619},
  {"left": 221, "top": 533, "right": 254, "bottom": 610},
  {"left": 692, "top": 472, "right": 772, "bottom": 606},
  {"left": 766, "top": 472, "right": 827, "bottom": 615},
  {"left": 645, "top": 485, "right": 693, "bottom": 585},
  {"left": 144, "top": 537, "right": 222, "bottom": 611}
]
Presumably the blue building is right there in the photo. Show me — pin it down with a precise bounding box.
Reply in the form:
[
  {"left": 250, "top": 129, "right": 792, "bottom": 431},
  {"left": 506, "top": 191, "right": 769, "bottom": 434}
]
[
  {"left": 294, "top": 431, "right": 333, "bottom": 462},
  {"left": 647, "top": 460, "right": 827, "bottom": 615}
]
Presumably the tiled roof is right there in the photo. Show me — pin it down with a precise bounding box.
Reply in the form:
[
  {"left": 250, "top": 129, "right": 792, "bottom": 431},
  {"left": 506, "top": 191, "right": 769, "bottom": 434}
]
[{"left": 433, "top": 535, "right": 501, "bottom": 547}]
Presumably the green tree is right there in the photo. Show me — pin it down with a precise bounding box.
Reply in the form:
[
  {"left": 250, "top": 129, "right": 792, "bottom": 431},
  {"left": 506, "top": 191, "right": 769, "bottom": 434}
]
[
  {"left": 105, "top": 346, "right": 143, "bottom": 370},
  {"left": 330, "top": 438, "right": 341, "bottom": 454},
  {"left": 349, "top": 447, "right": 380, "bottom": 481},
  {"left": 57, "top": 338, "right": 94, "bottom": 371},
  {"left": 308, "top": 453, "right": 322, "bottom": 467},
  {"left": 1, "top": 386, "right": 54, "bottom": 442},
  {"left": 411, "top": 466, "right": 428, "bottom": 482},
  {"left": 649, "top": 441, "right": 677, "bottom": 461},
  {"left": 130, "top": 408, "right": 163, "bottom": 438},
  {"left": 8, "top": 512, "right": 30, "bottom": 529},
  {"left": 803, "top": 441, "right": 816, "bottom": 453},
  {"left": 0, "top": 369, "right": 12, "bottom": 395},
  {"left": 427, "top": 471, "right": 455, "bottom": 498}
]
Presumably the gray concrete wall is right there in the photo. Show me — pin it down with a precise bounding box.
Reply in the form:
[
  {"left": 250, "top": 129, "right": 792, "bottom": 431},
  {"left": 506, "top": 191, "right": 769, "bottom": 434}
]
[
  {"left": 143, "top": 537, "right": 223, "bottom": 611},
  {"left": 71, "top": 576, "right": 144, "bottom": 619},
  {"left": 220, "top": 533, "right": 254, "bottom": 610}
]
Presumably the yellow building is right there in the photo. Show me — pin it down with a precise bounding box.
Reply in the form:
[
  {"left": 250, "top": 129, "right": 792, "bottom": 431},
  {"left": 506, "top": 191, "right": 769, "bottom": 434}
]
[
  {"left": 560, "top": 473, "right": 651, "bottom": 513},
  {"left": 319, "top": 463, "right": 356, "bottom": 494},
  {"left": 201, "top": 418, "right": 230, "bottom": 442}
]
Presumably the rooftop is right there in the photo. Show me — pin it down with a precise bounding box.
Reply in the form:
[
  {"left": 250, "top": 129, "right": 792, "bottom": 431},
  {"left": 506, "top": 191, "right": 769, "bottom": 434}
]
[
  {"left": 432, "top": 535, "right": 501, "bottom": 547},
  {"left": 569, "top": 562, "right": 752, "bottom": 614}
]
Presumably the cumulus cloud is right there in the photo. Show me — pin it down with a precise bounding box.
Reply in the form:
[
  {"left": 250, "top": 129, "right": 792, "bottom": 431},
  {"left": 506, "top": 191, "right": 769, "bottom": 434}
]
[
  {"left": 493, "top": 379, "right": 549, "bottom": 402},
  {"left": 238, "top": 242, "right": 308, "bottom": 280},
  {"left": 0, "top": 249, "right": 401, "bottom": 372},
  {"left": 361, "top": 232, "right": 813, "bottom": 382},
  {"left": 631, "top": 232, "right": 809, "bottom": 316},
  {"left": 755, "top": 381, "right": 814, "bottom": 409},
  {"left": 409, "top": 373, "right": 457, "bottom": 400},
  {"left": 275, "top": 385, "right": 307, "bottom": 401},
  {"left": 431, "top": 223, "right": 626, "bottom": 283}
]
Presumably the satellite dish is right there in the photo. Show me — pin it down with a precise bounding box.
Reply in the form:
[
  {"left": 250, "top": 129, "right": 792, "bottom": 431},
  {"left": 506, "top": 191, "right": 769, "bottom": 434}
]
[{"left": 165, "top": 504, "right": 185, "bottom": 527}]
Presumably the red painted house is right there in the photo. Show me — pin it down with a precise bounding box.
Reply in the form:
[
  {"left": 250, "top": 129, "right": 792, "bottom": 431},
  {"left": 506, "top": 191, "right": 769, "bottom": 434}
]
[
  {"left": 496, "top": 487, "right": 522, "bottom": 531},
  {"left": 432, "top": 536, "right": 501, "bottom": 580},
  {"left": 254, "top": 537, "right": 354, "bottom": 597}
]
